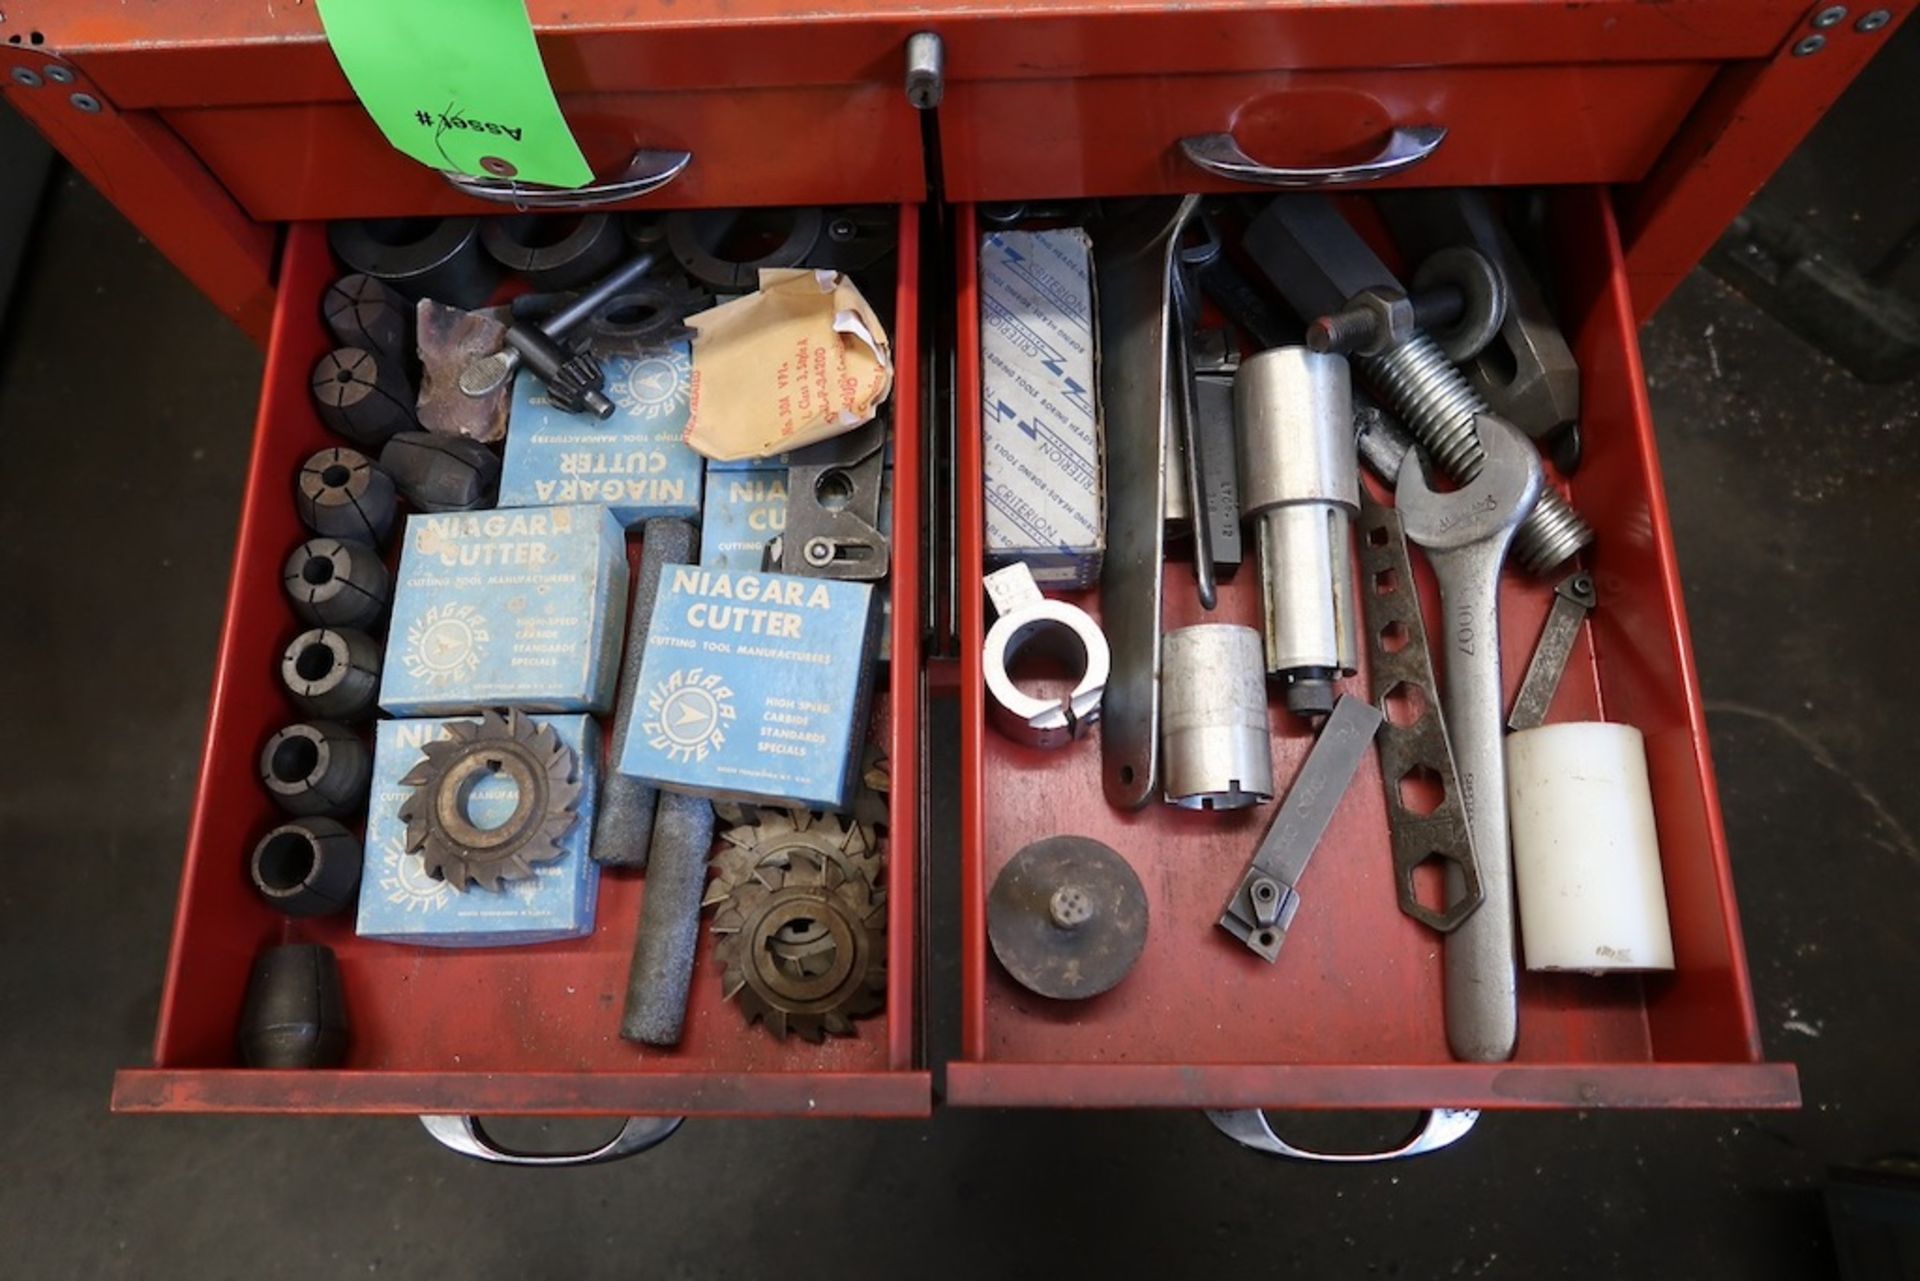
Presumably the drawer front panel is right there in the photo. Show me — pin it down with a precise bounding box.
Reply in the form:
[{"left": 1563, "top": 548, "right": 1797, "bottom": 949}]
[
  {"left": 163, "top": 86, "right": 924, "bottom": 220},
  {"left": 942, "top": 64, "right": 1718, "bottom": 202}
]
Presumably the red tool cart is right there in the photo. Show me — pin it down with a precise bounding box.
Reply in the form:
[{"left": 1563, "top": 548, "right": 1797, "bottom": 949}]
[{"left": 2, "top": 0, "right": 1905, "bottom": 1163}]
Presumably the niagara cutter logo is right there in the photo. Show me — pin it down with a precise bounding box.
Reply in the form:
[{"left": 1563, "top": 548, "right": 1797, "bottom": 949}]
[
  {"left": 378, "top": 836, "right": 454, "bottom": 914},
  {"left": 642, "top": 666, "right": 737, "bottom": 762},
  {"left": 608, "top": 349, "right": 692, "bottom": 422},
  {"left": 403, "top": 603, "right": 491, "bottom": 687},
  {"left": 378, "top": 837, "right": 544, "bottom": 912}
]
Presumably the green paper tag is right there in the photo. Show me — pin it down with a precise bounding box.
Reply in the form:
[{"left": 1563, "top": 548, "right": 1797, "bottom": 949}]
[{"left": 316, "top": 0, "right": 592, "bottom": 189}]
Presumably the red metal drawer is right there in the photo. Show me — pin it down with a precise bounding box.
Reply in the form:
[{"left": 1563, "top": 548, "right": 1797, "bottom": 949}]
[
  {"left": 940, "top": 64, "right": 1719, "bottom": 202},
  {"left": 110, "top": 213, "right": 929, "bottom": 1118},
  {"left": 949, "top": 189, "right": 1799, "bottom": 1111},
  {"left": 162, "top": 87, "right": 924, "bottom": 220}
]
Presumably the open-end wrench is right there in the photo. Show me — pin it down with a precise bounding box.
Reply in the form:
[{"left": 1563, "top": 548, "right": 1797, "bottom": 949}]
[{"left": 1396, "top": 413, "right": 1542, "bottom": 1063}]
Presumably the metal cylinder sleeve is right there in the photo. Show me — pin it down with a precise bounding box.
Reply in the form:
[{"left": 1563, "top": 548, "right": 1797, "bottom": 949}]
[
  {"left": 322, "top": 273, "right": 412, "bottom": 358},
  {"left": 280, "top": 626, "right": 382, "bottom": 722},
  {"left": 249, "top": 817, "right": 362, "bottom": 916},
  {"left": 1235, "top": 348, "right": 1360, "bottom": 718},
  {"left": 479, "top": 213, "right": 627, "bottom": 291},
  {"left": 297, "top": 447, "right": 398, "bottom": 547},
  {"left": 327, "top": 218, "right": 499, "bottom": 307},
  {"left": 1161, "top": 624, "right": 1274, "bottom": 810},
  {"left": 311, "top": 346, "right": 417, "bottom": 447},
  {"left": 259, "top": 721, "right": 373, "bottom": 819},
  {"left": 283, "top": 536, "right": 391, "bottom": 631}
]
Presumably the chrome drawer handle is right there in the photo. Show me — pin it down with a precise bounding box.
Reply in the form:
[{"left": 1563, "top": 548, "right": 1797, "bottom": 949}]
[
  {"left": 440, "top": 148, "right": 692, "bottom": 208},
  {"left": 419, "top": 1114, "right": 684, "bottom": 1165},
  {"left": 1179, "top": 126, "right": 1445, "bottom": 187},
  {"left": 1204, "top": 1107, "right": 1478, "bottom": 1161}
]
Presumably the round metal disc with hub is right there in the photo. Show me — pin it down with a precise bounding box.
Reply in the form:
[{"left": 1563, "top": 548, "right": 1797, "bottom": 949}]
[{"left": 988, "top": 836, "right": 1149, "bottom": 1000}]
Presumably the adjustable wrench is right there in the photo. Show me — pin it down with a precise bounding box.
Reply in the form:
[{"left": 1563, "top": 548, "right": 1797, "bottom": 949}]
[{"left": 1395, "top": 413, "right": 1542, "bottom": 1063}]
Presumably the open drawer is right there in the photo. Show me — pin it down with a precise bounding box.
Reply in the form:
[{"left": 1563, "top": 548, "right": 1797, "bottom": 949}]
[
  {"left": 111, "top": 212, "right": 928, "bottom": 1119},
  {"left": 948, "top": 189, "right": 1799, "bottom": 1112}
]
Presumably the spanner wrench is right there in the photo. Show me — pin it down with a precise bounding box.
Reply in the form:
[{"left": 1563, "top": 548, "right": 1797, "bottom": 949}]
[{"left": 1395, "top": 413, "right": 1542, "bottom": 1063}]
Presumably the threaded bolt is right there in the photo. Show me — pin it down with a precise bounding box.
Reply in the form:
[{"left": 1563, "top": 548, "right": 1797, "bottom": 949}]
[
  {"left": 1510, "top": 484, "right": 1593, "bottom": 575},
  {"left": 1308, "top": 308, "right": 1380, "bottom": 355},
  {"left": 1361, "top": 335, "right": 1488, "bottom": 477},
  {"left": 1311, "top": 289, "right": 1467, "bottom": 357},
  {"left": 1360, "top": 333, "right": 1593, "bottom": 575}
]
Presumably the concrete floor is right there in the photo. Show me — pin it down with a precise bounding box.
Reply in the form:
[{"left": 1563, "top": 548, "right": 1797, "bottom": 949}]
[{"left": 4, "top": 44, "right": 1919, "bottom": 1276}]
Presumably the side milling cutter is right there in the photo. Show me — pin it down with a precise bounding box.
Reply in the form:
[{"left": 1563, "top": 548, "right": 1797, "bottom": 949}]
[{"left": 397, "top": 709, "right": 583, "bottom": 891}]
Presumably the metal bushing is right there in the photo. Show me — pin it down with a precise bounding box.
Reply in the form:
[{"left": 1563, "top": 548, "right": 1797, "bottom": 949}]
[
  {"left": 1161, "top": 624, "right": 1274, "bottom": 811},
  {"left": 327, "top": 218, "right": 499, "bottom": 307},
  {"left": 280, "top": 626, "right": 382, "bottom": 722},
  {"left": 237, "top": 943, "right": 349, "bottom": 1068},
  {"left": 982, "top": 563, "right": 1110, "bottom": 748},
  {"left": 259, "top": 721, "right": 373, "bottom": 819},
  {"left": 311, "top": 346, "right": 417, "bottom": 447},
  {"left": 282, "top": 536, "right": 391, "bottom": 630},
  {"left": 479, "top": 213, "right": 627, "bottom": 290},
  {"left": 378, "top": 431, "right": 501, "bottom": 512},
  {"left": 297, "top": 447, "right": 397, "bottom": 546},
  {"left": 249, "top": 817, "right": 362, "bottom": 917},
  {"left": 666, "top": 207, "right": 825, "bottom": 290},
  {"left": 1236, "top": 348, "right": 1360, "bottom": 717},
  {"left": 1412, "top": 247, "right": 1509, "bottom": 363},
  {"left": 322, "top": 273, "right": 412, "bottom": 359},
  {"left": 582, "top": 277, "right": 711, "bottom": 355}
]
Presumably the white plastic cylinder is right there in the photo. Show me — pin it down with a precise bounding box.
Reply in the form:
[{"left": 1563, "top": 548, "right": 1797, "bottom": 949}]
[{"left": 1506, "top": 722, "right": 1675, "bottom": 974}]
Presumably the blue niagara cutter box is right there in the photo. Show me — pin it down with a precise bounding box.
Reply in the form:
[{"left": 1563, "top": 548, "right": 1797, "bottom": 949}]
[
  {"left": 499, "top": 344, "right": 705, "bottom": 525},
  {"left": 698, "top": 467, "right": 791, "bottom": 570},
  {"left": 356, "top": 714, "right": 601, "bottom": 946},
  {"left": 379, "top": 504, "right": 630, "bottom": 716},
  {"left": 616, "top": 567, "right": 879, "bottom": 811}
]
